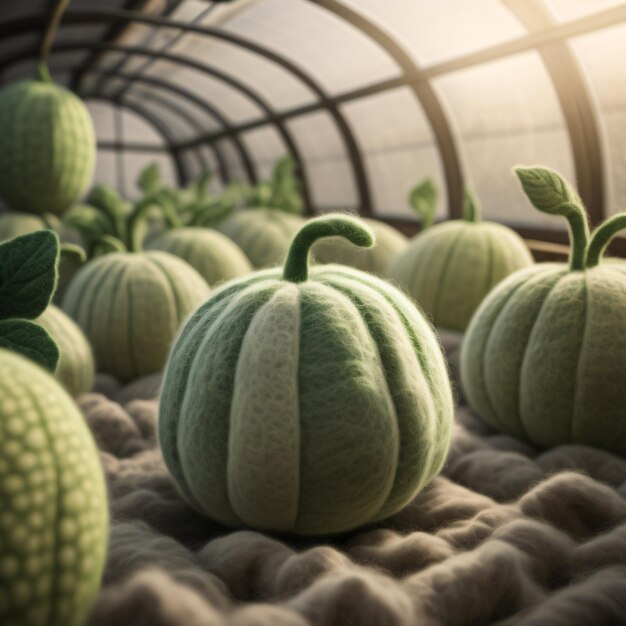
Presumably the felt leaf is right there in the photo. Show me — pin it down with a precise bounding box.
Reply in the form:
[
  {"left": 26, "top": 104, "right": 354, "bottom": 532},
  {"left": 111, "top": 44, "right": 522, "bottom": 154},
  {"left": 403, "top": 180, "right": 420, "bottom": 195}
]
[
  {"left": 515, "top": 166, "right": 582, "bottom": 214},
  {"left": 0, "top": 318, "right": 59, "bottom": 372},
  {"left": 0, "top": 230, "right": 59, "bottom": 320},
  {"left": 87, "top": 184, "right": 129, "bottom": 240},
  {"left": 409, "top": 179, "right": 438, "bottom": 227},
  {"left": 138, "top": 163, "right": 163, "bottom": 194}
]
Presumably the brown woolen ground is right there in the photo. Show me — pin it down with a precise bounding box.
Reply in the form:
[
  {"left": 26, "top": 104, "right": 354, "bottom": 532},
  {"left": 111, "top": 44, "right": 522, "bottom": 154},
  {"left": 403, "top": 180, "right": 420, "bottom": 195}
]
[{"left": 82, "top": 339, "right": 626, "bottom": 626}]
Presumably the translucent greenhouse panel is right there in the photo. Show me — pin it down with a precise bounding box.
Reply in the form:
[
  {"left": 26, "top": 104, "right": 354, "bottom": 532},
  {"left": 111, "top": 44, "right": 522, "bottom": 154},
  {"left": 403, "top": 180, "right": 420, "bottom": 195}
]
[
  {"left": 433, "top": 51, "right": 575, "bottom": 229},
  {"left": 340, "top": 0, "right": 526, "bottom": 67},
  {"left": 571, "top": 24, "right": 626, "bottom": 217},
  {"left": 121, "top": 152, "right": 177, "bottom": 199},
  {"left": 241, "top": 126, "right": 288, "bottom": 180},
  {"left": 217, "top": 0, "right": 399, "bottom": 95},
  {"left": 197, "top": 147, "right": 224, "bottom": 193},
  {"left": 341, "top": 87, "right": 447, "bottom": 220},
  {"left": 544, "top": 0, "right": 625, "bottom": 20},
  {"left": 215, "top": 139, "right": 250, "bottom": 184},
  {"left": 118, "top": 109, "right": 166, "bottom": 146},
  {"left": 144, "top": 60, "right": 265, "bottom": 124},
  {"left": 180, "top": 149, "right": 205, "bottom": 181},
  {"left": 287, "top": 112, "right": 357, "bottom": 210},
  {"left": 169, "top": 35, "right": 316, "bottom": 111},
  {"left": 92, "top": 150, "right": 118, "bottom": 189},
  {"left": 86, "top": 101, "right": 115, "bottom": 142}
]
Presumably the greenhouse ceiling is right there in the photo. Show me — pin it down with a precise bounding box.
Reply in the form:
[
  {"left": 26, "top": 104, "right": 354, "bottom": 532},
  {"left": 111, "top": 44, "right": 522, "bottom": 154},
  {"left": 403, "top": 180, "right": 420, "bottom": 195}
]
[{"left": 1, "top": 0, "right": 625, "bottom": 245}]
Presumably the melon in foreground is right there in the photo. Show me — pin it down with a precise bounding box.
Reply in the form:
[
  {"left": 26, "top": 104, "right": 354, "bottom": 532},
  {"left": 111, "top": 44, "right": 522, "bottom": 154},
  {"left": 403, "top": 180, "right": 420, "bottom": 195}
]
[
  {"left": 387, "top": 190, "right": 533, "bottom": 331},
  {"left": 0, "top": 63, "right": 96, "bottom": 215},
  {"left": 461, "top": 166, "right": 626, "bottom": 455},
  {"left": 37, "top": 304, "right": 95, "bottom": 397},
  {"left": 159, "top": 214, "right": 454, "bottom": 536},
  {"left": 311, "top": 217, "right": 407, "bottom": 275},
  {"left": 0, "top": 348, "right": 108, "bottom": 626}
]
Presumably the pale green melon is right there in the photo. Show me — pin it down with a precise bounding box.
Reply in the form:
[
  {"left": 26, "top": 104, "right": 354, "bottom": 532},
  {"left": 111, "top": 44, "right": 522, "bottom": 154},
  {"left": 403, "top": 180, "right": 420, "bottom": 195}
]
[
  {"left": 0, "top": 75, "right": 96, "bottom": 215},
  {"left": 311, "top": 217, "right": 407, "bottom": 275},
  {"left": 215, "top": 208, "right": 305, "bottom": 268},
  {"left": 37, "top": 305, "right": 94, "bottom": 397},
  {"left": 0, "top": 213, "right": 45, "bottom": 241},
  {"left": 387, "top": 191, "right": 533, "bottom": 331},
  {"left": 62, "top": 251, "right": 210, "bottom": 382},
  {"left": 146, "top": 227, "right": 252, "bottom": 286},
  {"left": 159, "top": 215, "right": 453, "bottom": 536},
  {"left": 0, "top": 347, "right": 108, "bottom": 626},
  {"left": 461, "top": 166, "right": 626, "bottom": 455}
]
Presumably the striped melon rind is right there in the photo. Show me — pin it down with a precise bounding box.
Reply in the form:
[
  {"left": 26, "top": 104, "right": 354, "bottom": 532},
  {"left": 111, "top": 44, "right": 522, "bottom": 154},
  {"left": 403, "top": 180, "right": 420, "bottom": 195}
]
[
  {"left": 159, "top": 263, "right": 453, "bottom": 536},
  {"left": 0, "top": 80, "right": 96, "bottom": 215},
  {"left": 215, "top": 209, "right": 304, "bottom": 269},
  {"left": 62, "top": 251, "right": 210, "bottom": 382},
  {"left": 146, "top": 227, "right": 252, "bottom": 286},
  {"left": 37, "top": 305, "right": 95, "bottom": 397},
  {"left": 0, "top": 348, "right": 108, "bottom": 626}
]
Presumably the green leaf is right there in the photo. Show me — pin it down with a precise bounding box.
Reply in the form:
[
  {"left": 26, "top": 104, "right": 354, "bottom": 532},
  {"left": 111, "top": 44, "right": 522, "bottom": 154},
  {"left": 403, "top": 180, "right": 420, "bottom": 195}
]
[
  {"left": 409, "top": 178, "right": 438, "bottom": 227},
  {"left": 87, "top": 185, "right": 129, "bottom": 240},
  {"left": 0, "top": 318, "right": 59, "bottom": 372},
  {"left": 138, "top": 163, "right": 163, "bottom": 194},
  {"left": 514, "top": 166, "right": 582, "bottom": 214},
  {"left": 0, "top": 230, "right": 59, "bottom": 320}
]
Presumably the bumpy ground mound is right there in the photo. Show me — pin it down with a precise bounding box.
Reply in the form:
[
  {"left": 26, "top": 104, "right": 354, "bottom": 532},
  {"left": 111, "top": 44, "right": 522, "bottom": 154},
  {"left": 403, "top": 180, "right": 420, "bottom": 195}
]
[{"left": 80, "top": 355, "right": 626, "bottom": 626}]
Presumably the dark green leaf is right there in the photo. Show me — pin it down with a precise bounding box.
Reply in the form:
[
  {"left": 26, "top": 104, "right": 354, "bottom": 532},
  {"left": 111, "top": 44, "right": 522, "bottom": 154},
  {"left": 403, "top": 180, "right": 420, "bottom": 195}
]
[
  {"left": 0, "top": 230, "right": 59, "bottom": 320},
  {"left": 0, "top": 318, "right": 59, "bottom": 372}
]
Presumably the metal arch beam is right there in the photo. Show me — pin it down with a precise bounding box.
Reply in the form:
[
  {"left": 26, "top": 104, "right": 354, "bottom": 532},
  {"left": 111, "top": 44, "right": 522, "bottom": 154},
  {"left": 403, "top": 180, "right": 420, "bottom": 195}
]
[
  {"left": 0, "top": 8, "right": 372, "bottom": 213},
  {"left": 123, "top": 88, "right": 231, "bottom": 185},
  {"left": 502, "top": 0, "right": 605, "bottom": 224},
  {"left": 88, "top": 42, "right": 314, "bottom": 213},
  {"left": 310, "top": 0, "right": 464, "bottom": 220},
  {"left": 87, "top": 94, "right": 186, "bottom": 186}
]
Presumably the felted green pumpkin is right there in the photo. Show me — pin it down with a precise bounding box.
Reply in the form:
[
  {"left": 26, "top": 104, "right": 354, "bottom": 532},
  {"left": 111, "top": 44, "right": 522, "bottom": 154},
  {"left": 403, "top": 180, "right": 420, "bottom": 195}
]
[
  {"left": 215, "top": 208, "right": 305, "bottom": 269},
  {"left": 0, "top": 213, "right": 46, "bottom": 241},
  {"left": 37, "top": 304, "right": 94, "bottom": 397},
  {"left": 62, "top": 197, "right": 210, "bottom": 382},
  {"left": 387, "top": 189, "right": 533, "bottom": 331},
  {"left": 0, "top": 348, "right": 108, "bottom": 626},
  {"left": 311, "top": 217, "right": 407, "bottom": 275},
  {"left": 461, "top": 166, "right": 626, "bottom": 455},
  {"left": 159, "top": 214, "right": 453, "bottom": 536},
  {"left": 0, "top": 63, "right": 96, "bottom": 215}
]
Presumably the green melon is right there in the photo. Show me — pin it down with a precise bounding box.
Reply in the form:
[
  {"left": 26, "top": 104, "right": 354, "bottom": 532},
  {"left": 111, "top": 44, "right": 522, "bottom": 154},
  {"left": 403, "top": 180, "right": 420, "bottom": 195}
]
[
  {"left": 0, "top": 213, "right": 46, "bottom": 241},
  {"left": 461, "top": 166, "right": 626, "bottom": 455},
  {"left": 0, "top": 347, "right": 108, "bottom": 626},
  {"left": 0, "top": 67, "right": 96, "bottom": 215},
  {"left": 215, "top": 208, "right": 305, "bottom": 269},
  {"left": 37, "top": 305, "right": 94, "bottom": 397},
  {"left": 311, "top": 217, "right": 407, "bottom": 275},
  {"left": 146, "top": 227, "right": 252, "bottom": 286},
  {"left": 159, "top": 215, "right": 453, "bottom": 536},
  {"left": 387, "top": 190, "right": 533, "bottom": 331},
  {"left": 62, "top": 251, "right": 210, "bottom": 382}
]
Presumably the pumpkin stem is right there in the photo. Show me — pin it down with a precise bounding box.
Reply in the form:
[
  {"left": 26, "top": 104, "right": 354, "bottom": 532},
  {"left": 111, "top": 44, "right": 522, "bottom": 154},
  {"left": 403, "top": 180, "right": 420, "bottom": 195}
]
[
  {"left": 38, "top": 0, "right": 71, "bottom": 83},
  {"left": 408, "top": 178, "right": 438, "bottom": 229},
  {"left": 585, "top": 213, "right": 626, "bottom": 268},
  {"left": 463, "top": 189, "right": 481, "bottom": 222},
  {"left": 59, "top": 243, "right": 86, "bottom": 265},
  {"left": 92, "top": 235, "right": 127, "bottom": 257},
  {"left": 283, "top": 214, "right": 375, "bottom": 283},
  {"left": 515, "top": 166, "right": 589, "bottom": 271},
  {"left": 37, "top": 62, "right": 52, "bottom": 83}
]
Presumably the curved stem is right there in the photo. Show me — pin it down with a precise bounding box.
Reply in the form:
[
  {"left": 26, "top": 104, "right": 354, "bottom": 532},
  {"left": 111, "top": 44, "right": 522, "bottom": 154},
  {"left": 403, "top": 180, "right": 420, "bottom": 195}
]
[
  {"left": 585, "top": 213, "right": 626, "bottom": 268},
  {"left": 93, "top": 235, "right": 127, "bottom": 257},
  {"left": 463, "top": 189, "right": 481, "bottom": 222},
  {"left": 60, "top": 243, "right": 86, "bottom": 265},
  {"left": 556, "top": 202, "right": 589, "bottom": 271},
  {"left": 283, "top": 215, "right": 374, "bottom": 283},
  {"left": 39, "top": 0, "right": 71, "bottom": 81}
]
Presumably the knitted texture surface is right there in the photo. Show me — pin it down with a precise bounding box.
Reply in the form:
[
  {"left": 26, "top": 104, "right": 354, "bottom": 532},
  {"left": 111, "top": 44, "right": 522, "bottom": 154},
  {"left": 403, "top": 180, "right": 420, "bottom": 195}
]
[
  {"left": 215, "top": 209, "right": 305, "bottom": 268},
  {"left": 0, "top": 213, "right": 46, "bottom": 241},
  {"left": 146, "top": 227, "right": 252, "bottom": 286},
  {"left": 0, "top": 80, "right": 95, "bottom": 215},
  {"left": 387, "top": 220, "right": 533, "bottom": 331},
  {"left": 0, "top": 348, "right": 108, "bottom": 626},
  {"left": 159, "top": 264, "right": 454, "bottom": 535},
  {"left": 75, "top": 371, "right": 626, "bottom": 625},
  {"left": 62, "top": 251, "right": 210, "bottom": 382},
  {"left": 461, "top": 262, "right": 626, "bottom": 455},
  {"left": 37, "top": 304, "right": 95, "bottom": 397},
  {"left": 311, "top": 218, "right": 407, "bottom": 275}
]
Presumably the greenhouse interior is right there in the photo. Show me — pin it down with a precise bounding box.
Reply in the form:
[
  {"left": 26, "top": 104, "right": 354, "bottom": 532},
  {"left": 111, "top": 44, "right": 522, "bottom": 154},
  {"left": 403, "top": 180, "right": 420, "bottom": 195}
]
[{"left": 0, "top": 1, "right": 625, "bottom": 625}]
